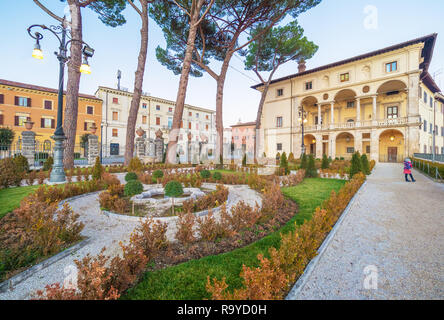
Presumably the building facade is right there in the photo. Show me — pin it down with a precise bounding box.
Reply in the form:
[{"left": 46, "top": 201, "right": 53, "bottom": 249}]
[
  {"left": 0, "top": 79, "right": 102, "bottom": 150},
  {"left": 95, "top": 87, "right": 216, "bottom": 161},
  {"left": 253, "top": 34, "right": 444, "bottom": 162},
  {"left": 230, "top": 121, "right": 256, "bottom": 159}
]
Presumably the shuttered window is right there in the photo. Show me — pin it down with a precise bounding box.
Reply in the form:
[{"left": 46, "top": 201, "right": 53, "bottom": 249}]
[
  {"left": 0, "top": 114, "right": 3, "bottom": 125},
  {"left": 15, "top": 96, "right": 31, "bottom": 107},
  {"left": 87, "top": 106, "right": 94, "bottom": 115},
  {"left": 0, "top": 94, "right": 4, "bottom": 104},
  {"left": 44, "top": 100, "right": 53, "bottom": 110}
]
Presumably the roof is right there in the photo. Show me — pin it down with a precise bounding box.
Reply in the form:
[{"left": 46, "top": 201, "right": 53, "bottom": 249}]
[
  {"left": 96, "top": 86, "right": 215, "bottom": 114},
  {"left": 0, "top": 79, "right": 101, "bottom": 101},
  {"left": 230, "top": 121, "right": 256, "bottom": 128},
  {"left": 251, "top": 33, "right": 438, "bottom": 90},
  {"left": 422, "top": 72, "right": 442, "bottom": 94}
]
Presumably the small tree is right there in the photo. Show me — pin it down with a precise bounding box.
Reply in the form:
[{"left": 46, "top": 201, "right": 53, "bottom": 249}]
[
  {"left": 361, "top": 154, "right": 370, "bottom": 175},
  {"left": 280, "top": 152, "right": 289, "bottom": 175},
  {"left": 125, "top": 172, "right": 138, "bottom": 182},
  {"left": 14, "top": 155, "right": 30, "bottom": 173},
  {"left": 288, "top": 152, "right": 295, "bottom": 163},
  {"left": 200, "top": 169, "right": 211, "bottom": 179},
  {"left": 242, "top": 153, "right": 247, "bottom": 167},
  {"left": 321, "top": 154, "right": 329, "bottom": 169},
  {"left": 128, "top": 157, "right": 144, "bottom": 172},
  {"left": 43, "top": 156, "right": 54, "bottom": 171},
  {"left": 0, "top": 128, "right": 14, "bottom": 147},
  {"left": 153, "top": 169, "right": 164, "bottom": 183},
  {"left": 306, "top": 154, "right": 317, "bottom": 178},
  {"left": 350, "top": 152, "right": 362, "bottom": 178},
  {"left": 300, "top": 153, "right": 307, "bottom": 170},
  {"left": 92, "top": 157, "right": 104, "bottom": 180},
  {"left": 124, "top": 180, "right": 143, "bottom": 197},
  {"left": 164, "top": 180, "right": 184, "bottom": 215}
]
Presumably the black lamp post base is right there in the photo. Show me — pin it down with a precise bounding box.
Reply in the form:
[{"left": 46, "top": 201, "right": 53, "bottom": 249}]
[{"left": 50, "top": 134, "right": 66, "bottom": 183}]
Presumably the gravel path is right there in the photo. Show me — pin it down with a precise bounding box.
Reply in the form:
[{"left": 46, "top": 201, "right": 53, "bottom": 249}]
[
  {"left": 288, "top": 163, "right": 444, "bottom": 300},
  {"left": 0, "top": 183, "right": 261, "bottom": 300}
]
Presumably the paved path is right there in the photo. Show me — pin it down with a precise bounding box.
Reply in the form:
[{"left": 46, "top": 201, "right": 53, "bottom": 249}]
[
  {"left": 289, "top": 163, "right": 444, "bottom": 300},
  {"left": 0, "top": 184, "right": 261, "bottom": 300}
]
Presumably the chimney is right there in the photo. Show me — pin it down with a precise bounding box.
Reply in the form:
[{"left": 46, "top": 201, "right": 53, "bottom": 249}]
[{"left": 298, "top": 59, "right": 306, "bottom": 73}]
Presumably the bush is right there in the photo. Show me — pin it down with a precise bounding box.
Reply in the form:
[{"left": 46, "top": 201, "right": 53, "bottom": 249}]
[
  {"left": 280, "top": 152, "right": 289, "bottom": 175},
  {"left": 152, "top": 170, "right": 164, "bottom": 182},
  {"left": 92, "top": 157, "right": 104, "bottom": 181},
  {"left": 14, "top": 155, "right": 29, "bottom": 173},
  {"left": 350, "top": 152, "right": 362, "bottom": 178},
  {"left": 0, "top": 128, "right": 14, "bottom": 146},
  {"left": 200, "top": 169, "right": 211, "bottom": 179},
  {"left": 305, "top": 155, "right": 317, "bottom": 178},
  {"left": 321, "top": 154, "right": 329, "bottom": 169},
  {"left": 164, "top": 181, "right": 184, "bottom": 198},
  {"left": 128, "top": 157, "right": 143, "bottom": 172},
  {"left": 125, "top": 172, "right": 138, "bottom": 182},
  {"left": 43, "top": 156, "right": 53, "bottom": 171},
  {"left": 124, "top": 180, "right": 143, "bottom": 197},
  {"left": 212, "top": 171, "right": 222, "bottom": 181},
  {"left": 361, "top": 154, "right": 370, "bottom": 175},
  {"left": 300, "top": 153, "right": 307, "bottom": 170},
  {"left": 0, "top": 158, "right": 22, "bottom": 188},
  {"left": 242, "top": 154, "right": 247, "bottom": 167}
]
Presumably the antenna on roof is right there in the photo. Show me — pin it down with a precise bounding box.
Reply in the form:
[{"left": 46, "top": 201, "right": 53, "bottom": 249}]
[{"left": 117, "top": 70, "right": 122, "bottom": 90}]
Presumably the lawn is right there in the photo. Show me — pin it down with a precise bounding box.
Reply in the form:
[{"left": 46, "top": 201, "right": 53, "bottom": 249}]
[
  {"left": 0, "top": 185, "right": 40, "bottom": 219},
  {"left": 210, "top": 169, "right": 249, "bottom": 176},
  {"left": 123, "top": 178, "right": 346, "bottom": 300}
]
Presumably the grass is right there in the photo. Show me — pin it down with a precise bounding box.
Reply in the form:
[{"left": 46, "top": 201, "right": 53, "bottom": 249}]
[
  {"left": 0, "top": 185, "right": 40, "bottom": 219},
  {"left": 210, "top": 169, "right": 251, "bottom": 177},
  {"left": 123, "top": 178, "right": 346, "bottom": 300}
]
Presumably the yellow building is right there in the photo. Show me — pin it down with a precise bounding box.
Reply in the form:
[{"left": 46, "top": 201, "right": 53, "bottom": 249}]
[
  {"left": 253, "top": 34, "right": 444, "bottom": 162},
  {"left": 0, "top": 79, "right": 102, "bottom": 151}
]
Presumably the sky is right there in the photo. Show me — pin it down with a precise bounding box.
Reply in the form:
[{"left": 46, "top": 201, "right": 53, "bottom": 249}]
[{"left": 0, "top": 0, "right": 443, "bottom": 127}]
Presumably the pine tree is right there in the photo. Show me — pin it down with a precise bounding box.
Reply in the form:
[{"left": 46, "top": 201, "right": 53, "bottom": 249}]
[
  {"left": 280, "top": 152, "right": 289, "bottom": 175},
  {"left": 321, "top": 153, "right": 329, "bottom": 169},
  {"left": 306, "top": 154, "right": 317, "bottom": 177},
  {"left": 350, "top": 152, "right": 362, "bottom": 178},
  {"left": 361, "top": 154, "right": 370, "bottom": 175},
  {"left": 300, "top": 153, "right": 307, "bottom": 169}
]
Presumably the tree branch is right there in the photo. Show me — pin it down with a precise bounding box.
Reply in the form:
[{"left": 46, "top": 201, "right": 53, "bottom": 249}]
[
  {"left": 172, "top": 0, "right": 191, "bottom": 17},
  {"left": 33, "top": 0, "right": 65, "bottom": 24},
  {"left": 79, "top": 0, "right": 96, "bottom": 7},
  {"left": 192, "top": 0, "right": 214, "bottom": 27},
  {"left": 191, "top": 58, "right": 218, "bottom": 80},
  {"left": 128, "top": 0, "right": 142, "bottom": 16}
]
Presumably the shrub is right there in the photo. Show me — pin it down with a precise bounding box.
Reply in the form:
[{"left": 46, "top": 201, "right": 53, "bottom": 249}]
[
  {"left": 200, "top": 169, "right": 211, "bottom": 179},
  {"left": 321, "top": 154, "right": 329, "bottom": 169},
  {"left": 101, "top": 172, "right": 120, "bottom": 188},
  {"left": 305, "top": 155, "right": 317, "bottom": 178},
  {"left": 361, "top": 154, "right": 370, "bottom": 175},
  {"left": 0, "top": 128, "right": 14, "bottom": 146},
  {"left": 164, "top": 181, "right": 183, "bottom": 198},
  {"left": 37, "top": 170, "right": 46, "bottom": 184},
  {"left": 14, "top": 155, "right": 29, "bottom": 173},
  {"left": 152, "top": 170, "right": 164, "bottom": 183},
  {"left": 300, "top": 153, "right": 307, "bottom": 169},
  {"left": 129, "top": 218, "right": 169, "bottom": 261},
  {"left": 91, "top": 157, "right": 104, "bottom": 181},
  {"left": 280, "top": 152, "right": 289, "bottom": 175},
  {"left": 175, "top": 212, "right": 196, "bottom": 245},
  {"left": 212, "top": 171, "right": 222, "bottom": 181},
  {"left": 288, "top": 152, "right": 295, "bottom": 163},
  {"left": 128, "top": 157, "right": 143, "bottom": 172},
  {"left": 242, "top": 153, "right": 247, "bottom": 167},
  {"left": 124, "top": 180, "right": 143, "bottom": 197},
  {"left": 43, "top": 156, "right": 53, "bottom": 171},
  {"left": 125, "top": 172, "right": 138, "bottom": 182},
  {"left": 197, "top": 211, "right": 231, "bottom": 242},
  {"left": 350, "top": 152, "right": 362, "bottom": 178},
  {"left": 0, "top": 158, "right": 22, "bottom": 188},
  {"left": 26, "top": 170, "right": 37, "bottom": 186}
]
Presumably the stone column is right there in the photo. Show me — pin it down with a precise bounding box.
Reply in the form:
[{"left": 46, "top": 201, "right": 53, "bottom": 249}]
[
  {"left": 136, "top": 137, "right": 146, "bottom": 158},
  {"left": 21, "top": 131, "right": 36, "bottom": 168},
  {"left": 370, "top": 129, "right": 379, "bottom": 162},
  {"left": 355, "top": 131, "right": 363, "bottom": 154},
  {"left": 330, "top": 102, "right": 335, "bottom": 129},
  {"left": 372, "top": 95, "right": 378, "bottom": 125},
  {"left": 87, "top": 134, "right": 99, "bottom": 165},
  {"left": 315, "top": 134, "right": 323, "bottom": 159},
  {"left": 154, "top": 129, "right": 165, "bottom": 163},
  {"left": 356, "top": 98, "right": 361, "bottom": 126},
  {"left": 330, "top": 133, "right": 336, "bottom": 159}
]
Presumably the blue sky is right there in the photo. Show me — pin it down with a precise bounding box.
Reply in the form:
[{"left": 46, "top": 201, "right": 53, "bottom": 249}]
[{"left": 0, "top": 0, "right": 443, "bottom": 126}]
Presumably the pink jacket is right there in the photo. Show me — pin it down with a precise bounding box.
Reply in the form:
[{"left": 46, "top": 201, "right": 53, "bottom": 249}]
[{"left": 404, "top": 161, "right": 412, "bottom": 174}]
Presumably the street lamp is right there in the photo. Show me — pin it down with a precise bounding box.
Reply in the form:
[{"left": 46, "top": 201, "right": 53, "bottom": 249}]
[
  {"left": 298, "top": 106, "right": 308, "bottom": 155},
  {"left": 28, "top": 19, "right": 94, "bottom": 183}
]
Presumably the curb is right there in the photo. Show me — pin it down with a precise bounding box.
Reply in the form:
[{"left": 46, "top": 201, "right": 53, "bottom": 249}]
[
  {"left": 0, "top": 238, "right": 90, "bottom": 294},
  {"left": 285, "top": 180, "right": 367, "bottom": 300}
]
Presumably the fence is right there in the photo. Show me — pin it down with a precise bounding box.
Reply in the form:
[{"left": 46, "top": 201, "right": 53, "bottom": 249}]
[
  {"left": 0, "top": 143, "right": 53, "bottom": 167},
  {"left": 413, "top": 153, "right": 444, "bottom": 164},
  {"left": 412, "top": 157, "right": 444, "bottom": 181}
]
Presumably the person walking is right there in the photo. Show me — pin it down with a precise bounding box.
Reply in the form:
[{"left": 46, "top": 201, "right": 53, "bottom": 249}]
[{"left": 404, "top": 158, "right": 416, "bottom": 182}]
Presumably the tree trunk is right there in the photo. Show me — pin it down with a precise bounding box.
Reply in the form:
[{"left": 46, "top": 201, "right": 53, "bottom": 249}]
[
  {"left": 63, "top": 1, "right": 83, "bottom": 169},
  {"left": 254, "top": 82, "right": 271, "bottom": 163},
  {"left": 215, "top": 51, "right": 233, "bottom": 165},
  {"left": 166, "top": 3, "right": 202, "bottom": 164},
  {"left": 124, "top": 1, "right": 149, "bottom": 166}
]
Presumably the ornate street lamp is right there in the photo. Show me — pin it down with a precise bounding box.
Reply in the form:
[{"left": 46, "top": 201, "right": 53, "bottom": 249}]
[
  {"left": 298, "top": 106, "right": 308, "bottom": 155},
  {"left": 28, "top": 19, "right": 94, "bottom": 183}
]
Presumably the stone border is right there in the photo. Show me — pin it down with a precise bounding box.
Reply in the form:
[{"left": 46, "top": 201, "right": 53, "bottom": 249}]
[
  {"left": 0, "top": 238, "right": 90, "bottom": 294},
  {"left": 285, "top": 180, "right": 367, "bottom": 300}
]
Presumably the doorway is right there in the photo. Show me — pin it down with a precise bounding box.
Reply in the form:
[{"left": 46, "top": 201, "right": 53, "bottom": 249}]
[{"left": 387, "top": 147, "right": 398, "bottom": 163}]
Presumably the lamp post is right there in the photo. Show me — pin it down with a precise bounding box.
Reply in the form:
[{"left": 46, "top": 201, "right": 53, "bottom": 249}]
[
  {"left": 298, "top": 106, "right": 308, "bottom": 155},
  {"left": 28, "top": 19, "right": 94, "bottom": 183},
  {"left": 187, "top": 131, "right": 192, "bottom": 164}
]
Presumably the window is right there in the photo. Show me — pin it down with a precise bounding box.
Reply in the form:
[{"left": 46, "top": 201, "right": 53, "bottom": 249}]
[
  {"left": 196, "top": 113, "right": 199, "bottom": 118},
  {"left": 142, "top": 115, "right": 147, "bottom": 124},
  {"left": 112, "top": 129, "right": 118, "bottom": 137},
  {"left": 0, "top": 114, "right": 3, "bottom": 125},
  {"left": 366, "top": 145, "right": 371, "bottom": 154},
  {"left": 188, "top": 122, "right": 192, "bottom": 129},
  {"left": 340, "top": 73, "right": 349, "bottom": 82},
  {"left": 87, "top": 106, "right": 94, "bottom": 115},
  {"left": 305, "top": 82, "right": 313, "bottom": 90},
  {"left": 112, "top": 97, "right": 118, "bottom": 104},
  {"left": 277, "top": 89, "right": 284, "bottom": 97},
  {"left": 276, "top": 117, "right": 283, "bottom": 128},
  {"left": 435, "top": 125, "right": 438, "bottom": 136},
  {"left": 168, "top": 107, "right": 173, "bottom": 112},
  {"left": 419, "top": 87, "right": 422, "bottom": 99},
  {"left": 112, "top": 111, "right": 118, "bottom": 121},
  {"left": 41, "top": 118, "right": 54, "bottom": 129},
  {"left": 14, "top": 115, "right": 29, "bottom": 126},
  {"left": 156, "top": 105, "right": 160, "bottom": 111},
  {"left": 430, "top": 97, "right": 433, "bottom": 108},
  {"left": 424, "top": 92, "right": 428, "bottom": 104},
  {"left": 205, "top": 124, "right": 209, "bottom": 130},
  {"left": 84, "top": 122, "right": 95, "bottom": 131},
  {"left": 168, "top": 117, "right": 172, "bottom": 129},
  {"left": 15, "top": 96, "right": 31, "bottom": 107},
  {"left": 430, "top": 123, "right": 432, "bottom": 134},
  {"left": 0, "top": 94, "right": 4, "bottom": 104},
  {"left": 347, "top": 147, "right": 355, "bottom": 154},
  {"left": 277, "top": 143, "right": 282, "bottom": 151},
  {"left": 196, "top": 123, "right": 199, "bottom": 130},
  {"left": 189, "top": 111, "right": 192, "bottom": 116},
  {"left": 386, "top": 61, "right": 397, "bottom": 73},
  {"left": 387, "top": 106, "right": 398, "bottom": 119},
  {"left": 44, "top": 100, "right": 53, "bottom": 110},
  {"left": 441, "top": 127, "right": 444, "bottom": 137},
  {"left": 424, "top": 145, "right": 427, "bottom": 153},
  {"left": 180, "top": 120, "right": 183, "bottom": 128},
  {"left": 347, "top": 101, "right": 355, "bottom": 108},
  {"left": 423, "top": 120, "right": 427, "bottom": 132},
  {"left": 206, "top": 115, "right": 209, "bottom": 120},
  {"left": 142, "top": 103, "right": 147, "bottom": 109},
  {"left": 156, "top": 117, "right": 160, "bottom": 125}
]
